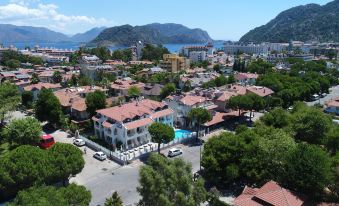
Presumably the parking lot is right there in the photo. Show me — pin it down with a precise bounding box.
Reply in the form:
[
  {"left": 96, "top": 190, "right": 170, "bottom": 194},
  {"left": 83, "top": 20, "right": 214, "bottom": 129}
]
[{"left": 51, "top": 129, "right": 233, "bottom": 206}]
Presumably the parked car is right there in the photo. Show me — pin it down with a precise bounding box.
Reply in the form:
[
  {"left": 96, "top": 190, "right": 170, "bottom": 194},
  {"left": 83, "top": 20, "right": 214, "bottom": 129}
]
[
  {"left": 168, "top": 148, "right": 183, "bottom": 157},
  {"left": 93, "top": 151, "right": 107, "bottom": 161},
  {"left": 73, "top": 138, "right": 85, "bottom": 147},
  {"left": 311, "top": 94, "right": 320, "bottom": 101}
]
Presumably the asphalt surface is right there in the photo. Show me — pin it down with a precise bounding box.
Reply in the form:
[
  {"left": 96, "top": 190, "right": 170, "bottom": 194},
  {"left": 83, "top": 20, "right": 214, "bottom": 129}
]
[{"left": 306, "top": 85, "right": 339, "bottom": 106}]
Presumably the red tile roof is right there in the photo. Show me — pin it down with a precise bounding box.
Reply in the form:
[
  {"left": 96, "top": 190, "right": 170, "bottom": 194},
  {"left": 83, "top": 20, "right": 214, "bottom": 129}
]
[
  {"left": 151, "top": 109, "right": 173, "bottom": 119},
  {"left": 96, "top": 99, "right": 166, "bottom": 122},
  {"left": 180, "top": 95, "right": 207, "bottom": 106},
  {"left": 24, "top": 82, "right": 61, "bottom": 91},
  {"left": 246, "top": 86, "right": 274, "bottom": 97},
  {"left": 235, "top": 72, "right": 259, "bottom": 80},
  {"left": 124, "top": 118, "right": 153, "bottom": 130},
  {"left": 325, "top": 97, "right": 339, "bottom": 107},
  {"left": 102, "top": 121, "right": 113, "bottom": 128},
  {"left": 204, "top": 112, "right": 226, "bottom": 126},
  {"left": 110, "top": 79, "right": 145, "bottom": 90},
  {"left": 234, "top": 181, "right": 305, "bottom": 206}
]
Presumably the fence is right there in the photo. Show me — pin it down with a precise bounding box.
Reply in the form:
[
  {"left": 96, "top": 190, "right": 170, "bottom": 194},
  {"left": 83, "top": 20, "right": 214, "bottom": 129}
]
[{"left": 79, "top": 131, "right": 197, "bottom": 165}]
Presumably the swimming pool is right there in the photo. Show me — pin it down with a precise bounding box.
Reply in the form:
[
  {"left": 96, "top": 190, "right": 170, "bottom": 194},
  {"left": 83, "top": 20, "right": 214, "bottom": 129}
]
[{"left": 175, "top": 129, "right": 192, "bottom": 139}]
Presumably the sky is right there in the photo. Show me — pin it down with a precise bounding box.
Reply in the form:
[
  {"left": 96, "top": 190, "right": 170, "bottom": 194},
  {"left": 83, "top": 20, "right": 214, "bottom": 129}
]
[{"left": 0, "top": 0, "right": 333, "bottom": 40}]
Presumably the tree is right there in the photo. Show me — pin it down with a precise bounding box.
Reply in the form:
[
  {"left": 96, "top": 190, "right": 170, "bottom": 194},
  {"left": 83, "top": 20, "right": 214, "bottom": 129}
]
[
  {"left": 85, "top": 90, "right": 106, "bottom": 117},
  {"left": 291, "top": 107, "right": 332, "bottom": 144},
  {"left": 148, "top": 122, "right": 174, "bottom": 154},
  {"left": 48, "top": 143, "right": 85, "bottom": 185},
  {"left": 52, "top": 71, "right": 62, "bottom": 83},
  {"left": 128, "top": 86, "right": 141, "bottom": 97},
  {"left": 5, "top": 59, "right": 20, "bottom": 69},
  {"left": 2, "top": 117, "right": 42, "bottom": 146},
  {"left": 214, "top": 75, "right": 227, "bottom": 87},
  {"left": 0, "top": 145, "right": 52, "bottom": 200},
  {"left": 104, "top": 191, "right": 123, "bottom": 206},
  {"left": 188, "top": 108, "right": 212, "bottom": 138},
  {"left": 60, "top": 183, "right": 92, "bottom": 206},
  {"left": 141, "top": 44, "right": 170, "bottom": 61},
  {"left": 0, "top": 82, "right": 21, "bottom": 125},
  {"left": 325, "top": 126, "right": 339, "bottom": 155},
  {"left": 21, "top": 91, "right": 33, "bottom": 108},
  {"left": 160, "top": 83, "right": 176, "bottom": 99},
  {"left": 137, "top": 153, "right": 207, "bottom": 206},
  {"left": 31, "top": 73, "right": 40, "bottom": 84},
  {"left": 78, "top": 75, "right": 92, "bottom": 86},
  {"left": 284, "top": 143, "right": 333, "bottom": 197},
  {"left": 227, "top": 74, "right": 236, "bottom": 84},
  {"left": 8, "top": 183, "right": 91, "bottom": 206},
  {"left": 35, "top": 88, "right": 65, "bottom": 128},
  {"left": 247, "top": 93, "right": 265, "bottom": 122},
  {"left": 260, "top": 107, "right": 291, "bottom": 128},
  {"left": 228, "top": 95, "right": 253, "bottom": 116}
]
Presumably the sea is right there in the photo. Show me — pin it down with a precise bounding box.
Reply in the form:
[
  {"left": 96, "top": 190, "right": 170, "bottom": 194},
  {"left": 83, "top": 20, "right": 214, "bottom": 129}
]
[{"left": 1, "top": 41, "right": 225, "bottom": 53}]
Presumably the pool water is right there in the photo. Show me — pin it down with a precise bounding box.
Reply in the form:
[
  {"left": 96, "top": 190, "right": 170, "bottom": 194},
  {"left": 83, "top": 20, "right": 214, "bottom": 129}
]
[{"left": 175, "top": 130, "right": 192, "bottom": 139}]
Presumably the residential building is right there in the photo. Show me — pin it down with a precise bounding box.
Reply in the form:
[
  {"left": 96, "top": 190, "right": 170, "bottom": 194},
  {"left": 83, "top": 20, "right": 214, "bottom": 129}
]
[
  {"left": 189, "top": 51, "right": 207, "bottom": 62},
  {"left": 141, "top": 84, "right": 163, "bottom": 98},
  {"left": 54, "top": 86, "right": 108, "bottom": 121},
  {"left": 179, "top": 72, "right": 220, "bottom": 89},
  {"left": 160, "top": 54, "right": 189, "bottom": 73},
  {"left": 234, "top": 72, "right": 259, "bottom": 85},
  {"left": 23, "top": 82, "right": 62, "bottom": 100},
  {"left": 110, "top": 79, "right": 145, "bottom": 97},
  {"left": 92, "top": 99, "right": 174, "bottom": 149},
  {"left": 223, "top": 43, "right": 269, "bottom": 55},
  {"left": 234, "top": 180, "right": 305, "bottom": 206},
  {"left": 325, "top": 97, "right": 339, "bottom": 115},
  {"left": 165, "top": 92, "right": 216, "bottom": 127},
  {"left": 246, "top": 85, "right": 274, "bottom": 98}
]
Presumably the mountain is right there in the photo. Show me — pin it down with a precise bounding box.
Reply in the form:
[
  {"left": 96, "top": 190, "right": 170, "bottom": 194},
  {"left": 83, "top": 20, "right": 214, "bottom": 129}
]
[
  {"left": 0, "top": 24, "right": 70, "bottom": 43},
  {"left": 90, "top": 23, "right": 213, "bottom": 46},
  {"left": 240, "top": 0, "right": 339, "bottom": 43},
  {"left": 70, "top": 27, "right": 106, "bottom": 43}
]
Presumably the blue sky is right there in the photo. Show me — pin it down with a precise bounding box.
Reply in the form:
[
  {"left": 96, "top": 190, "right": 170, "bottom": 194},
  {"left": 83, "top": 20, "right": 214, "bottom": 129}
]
[{"left": 0, "top": 0, "right": 332, "bottom": 40}]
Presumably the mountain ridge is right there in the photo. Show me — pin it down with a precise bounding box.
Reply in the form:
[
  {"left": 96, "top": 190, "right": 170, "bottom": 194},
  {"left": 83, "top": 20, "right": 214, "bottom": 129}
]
[
  {"left": 240, "top": 0, "right": 339, "bottom": 43},
  {"left": 90, "top": 23, "right": 213, "bottom": 46}
]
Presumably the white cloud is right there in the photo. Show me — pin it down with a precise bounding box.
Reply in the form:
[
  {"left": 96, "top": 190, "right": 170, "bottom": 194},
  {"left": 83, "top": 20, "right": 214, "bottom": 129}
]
[{"left": 0, "top": 1, "right": 111, "bottom": 34}]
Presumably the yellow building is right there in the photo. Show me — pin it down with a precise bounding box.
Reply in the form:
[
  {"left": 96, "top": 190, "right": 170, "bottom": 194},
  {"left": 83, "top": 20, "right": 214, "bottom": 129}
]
[{"left": 160, "top": 54, "right": 189, "bottom": 73}]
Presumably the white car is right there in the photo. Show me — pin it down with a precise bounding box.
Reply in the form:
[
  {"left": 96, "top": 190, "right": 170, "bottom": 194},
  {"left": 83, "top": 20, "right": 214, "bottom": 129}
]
[
  {"left": 93, "top": 151, "right": 107, "bottom": 161},
  {"left": 73, "top": 138, "right": 85, "bottom": 147},
  {"left": 168, "top": 148, "right": 182, "bottom": 157}
]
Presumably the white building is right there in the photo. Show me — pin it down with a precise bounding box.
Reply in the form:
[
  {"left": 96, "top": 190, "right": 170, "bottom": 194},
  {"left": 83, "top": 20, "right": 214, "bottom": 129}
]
[
  {"left": 189, "top": 51, "right": 207, "bottom": 62},
  {"left": 223, "top": 43, "right": 269, "bottom": 55},
  {"left": 92, "top": 99, "right": 174, "bottom": 150}
]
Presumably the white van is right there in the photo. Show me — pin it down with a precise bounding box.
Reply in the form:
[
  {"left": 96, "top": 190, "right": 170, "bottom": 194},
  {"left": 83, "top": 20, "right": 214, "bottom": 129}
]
[{"left": 168, "top": 148, "right": 183, "bottom": 157}]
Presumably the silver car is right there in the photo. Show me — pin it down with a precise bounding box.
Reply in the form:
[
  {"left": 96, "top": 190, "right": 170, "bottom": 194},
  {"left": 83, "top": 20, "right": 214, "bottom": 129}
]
[
  {"left": 168, "top": 148, "right": 183, "bottom": 157},
  {"left": 73, "top": 138, "right": 85, "bottom": 147},
  {"left": 93, "top": 151, "right": 107, "bottom": 161}
]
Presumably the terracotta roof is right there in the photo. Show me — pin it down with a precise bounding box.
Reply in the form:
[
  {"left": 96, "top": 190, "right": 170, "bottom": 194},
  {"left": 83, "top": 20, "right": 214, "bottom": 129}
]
[
  {"left": 24, "top": 82, "right": 61, "bottom": 91},
  {"left": 96, "top": 99, "right": 166, "bottom": 122},
  {"left": 71, "top": 98, "right": 87, "bottom": 112},
  {"left": 180, "top": 95, "right": 207, "bottom": 106},
  {"left": 246, "top": 86, "right": 274, "bottom": 97},
  {"left": 102, "top": 121, "right": 112, "bottom": 128},
  {"left": 234, "top": 181, "right": 305, "bottom": 206},
  {"left": 228, "top": 85, "right": 247, "bottom": 95},
  {"left": 110, "top": 80, "right": 145, "bottom": 90},
  {"left": 216, "top": 91, "right": 238, "bottom": 101},
  {"left": 204, "top": 112, "right": 226, "bottom": 126},
  {"left": 325, "top": 97, "right": 339, "bottom": 107},
  {"left": 235, "top": 72, "right": 258, "bottom": 80},
  {"left": 124, "top": 118, "right": 153, "bottom": 130},
  {"left": 151, "top": 108, "right": 173, "bottom": 119}
]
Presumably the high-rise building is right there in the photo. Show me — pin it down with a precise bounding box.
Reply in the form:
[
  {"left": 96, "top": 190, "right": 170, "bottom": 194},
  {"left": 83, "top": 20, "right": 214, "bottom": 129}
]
[{"left": 160, "top": 54, "right": 189, "bottom": 73}]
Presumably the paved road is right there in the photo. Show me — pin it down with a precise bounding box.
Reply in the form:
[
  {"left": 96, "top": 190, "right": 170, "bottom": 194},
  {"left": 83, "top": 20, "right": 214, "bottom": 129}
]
[
  {"left": 52, "top": 130, "right": 233, "bottom": 206},
  {"left": 306, "top": 85, "right": 339, "bottom": 106}
]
